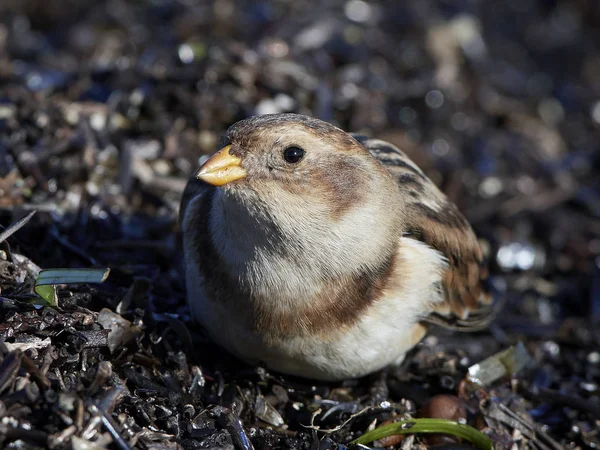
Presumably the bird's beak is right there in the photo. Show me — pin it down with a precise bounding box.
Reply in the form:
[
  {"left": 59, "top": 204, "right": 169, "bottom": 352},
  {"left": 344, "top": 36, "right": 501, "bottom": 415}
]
[{"left": 195, "top": 145, "right": 247, "bottom": 186}]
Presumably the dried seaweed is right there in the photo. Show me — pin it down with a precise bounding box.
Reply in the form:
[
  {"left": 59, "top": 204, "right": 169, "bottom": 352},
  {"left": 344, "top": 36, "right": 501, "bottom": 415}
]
[{"left": 0, "top": 0, "right": 599, "bottom": 449}]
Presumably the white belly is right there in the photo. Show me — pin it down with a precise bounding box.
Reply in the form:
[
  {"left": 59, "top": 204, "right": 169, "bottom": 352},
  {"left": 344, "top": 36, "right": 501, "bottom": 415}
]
[{"left": 185, "top": 237, "right": 445, "bottom": 380}]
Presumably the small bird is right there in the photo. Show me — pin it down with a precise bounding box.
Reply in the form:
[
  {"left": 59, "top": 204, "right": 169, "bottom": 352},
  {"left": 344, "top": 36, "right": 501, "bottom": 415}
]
[{"left": 180, "top": 113, "right": 492, "bottom": 381}]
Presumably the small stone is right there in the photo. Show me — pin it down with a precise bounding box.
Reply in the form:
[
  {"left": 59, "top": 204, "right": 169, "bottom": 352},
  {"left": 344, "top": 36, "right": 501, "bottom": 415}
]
[
  {"left": 419, "top": 394, "right": 467, "bottom": 422},
  {"left": 418, "top": 394, "right": 467, "bottom": 445}
]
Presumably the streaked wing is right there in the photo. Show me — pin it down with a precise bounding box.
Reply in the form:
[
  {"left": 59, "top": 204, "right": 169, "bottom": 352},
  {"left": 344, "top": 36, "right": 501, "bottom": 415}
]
[{"left": 353, "top": 135, "right": 493, "bottom": 331}]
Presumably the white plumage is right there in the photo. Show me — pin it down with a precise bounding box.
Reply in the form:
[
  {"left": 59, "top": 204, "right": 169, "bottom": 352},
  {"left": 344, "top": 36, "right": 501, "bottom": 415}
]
[{"left": 180, "top": 113, "right": 491, "bottom": 380}]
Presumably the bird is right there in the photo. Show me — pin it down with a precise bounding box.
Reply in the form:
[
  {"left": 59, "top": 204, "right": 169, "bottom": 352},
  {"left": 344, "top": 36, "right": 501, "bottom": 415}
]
[{"left": 180, "top": 113, "right": 492, "bottom": 381}]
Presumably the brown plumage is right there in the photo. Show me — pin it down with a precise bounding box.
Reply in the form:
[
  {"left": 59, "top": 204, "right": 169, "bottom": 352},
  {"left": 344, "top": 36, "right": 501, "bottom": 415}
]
[
  {"left": 352, "top": 135, "right": 492, "bottom": 328},
  {"left": 180, "top": 113, "right": 492, "bottom": 380}
]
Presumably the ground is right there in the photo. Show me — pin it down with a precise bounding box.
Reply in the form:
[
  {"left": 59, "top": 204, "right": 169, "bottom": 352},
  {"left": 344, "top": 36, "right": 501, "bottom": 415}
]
[{"left": 0, "top": 1, "right": 599, "bottom": 449}]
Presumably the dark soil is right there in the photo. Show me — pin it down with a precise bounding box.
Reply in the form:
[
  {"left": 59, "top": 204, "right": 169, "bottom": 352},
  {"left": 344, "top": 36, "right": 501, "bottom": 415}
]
[{"left": 0, "top": 1, "right": 599, "bottom": 449}]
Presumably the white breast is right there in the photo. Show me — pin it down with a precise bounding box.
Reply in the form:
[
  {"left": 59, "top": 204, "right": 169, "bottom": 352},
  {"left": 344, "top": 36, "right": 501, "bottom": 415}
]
[{"left": 184, "top": 229, "right": 447, "bottom": 380}]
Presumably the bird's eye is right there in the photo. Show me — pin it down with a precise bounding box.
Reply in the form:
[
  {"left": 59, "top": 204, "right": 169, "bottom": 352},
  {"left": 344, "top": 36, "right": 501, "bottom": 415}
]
[{"left": 282, "top": 146, "right": 305, "bottom": 164}]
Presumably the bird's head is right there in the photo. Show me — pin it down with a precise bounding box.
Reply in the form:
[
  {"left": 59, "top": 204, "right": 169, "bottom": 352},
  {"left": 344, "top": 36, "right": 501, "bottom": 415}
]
[{"left": 195, "top": 113, "right": 400, "bottom": 226}]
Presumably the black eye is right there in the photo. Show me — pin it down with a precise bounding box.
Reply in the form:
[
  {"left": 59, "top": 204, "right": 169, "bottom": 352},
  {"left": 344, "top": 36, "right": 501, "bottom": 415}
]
[{"left": 282, "top": 146, "right": 305, "bottom": 164}]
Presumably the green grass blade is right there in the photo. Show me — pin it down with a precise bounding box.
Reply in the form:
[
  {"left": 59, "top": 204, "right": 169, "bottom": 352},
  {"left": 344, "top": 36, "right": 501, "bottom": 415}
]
[
  {"left": 34, "top": 268, "right": 111, "bottom": 306},
  {"left": 351, "top": 418, "right": 493, "bottom": 450},
  {"left": 34, "top": 284, "right": 59, "bottom": 306}
]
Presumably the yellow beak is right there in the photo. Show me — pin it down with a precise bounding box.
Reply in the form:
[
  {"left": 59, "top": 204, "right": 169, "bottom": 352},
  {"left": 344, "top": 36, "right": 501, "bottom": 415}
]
[{"left": 195, "top": 145, "right": 247, "bottom": 186}]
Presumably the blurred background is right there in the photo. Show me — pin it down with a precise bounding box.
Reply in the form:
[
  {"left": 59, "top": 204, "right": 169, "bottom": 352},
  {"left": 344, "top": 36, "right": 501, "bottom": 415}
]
[{"left": 0, "top": 0, "right": 599, "bottom": 448}]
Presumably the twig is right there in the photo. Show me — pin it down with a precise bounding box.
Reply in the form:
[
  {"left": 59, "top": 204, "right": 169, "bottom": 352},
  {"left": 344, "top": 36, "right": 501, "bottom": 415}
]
[{"left": 0, "top": 210, "right": 37, "bottom": 245}]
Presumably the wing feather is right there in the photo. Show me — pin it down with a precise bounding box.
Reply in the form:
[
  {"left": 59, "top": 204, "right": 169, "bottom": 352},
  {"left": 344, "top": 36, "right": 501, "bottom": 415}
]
[{"left": 353, "top": 135, "right": 493, "bottom": 331}]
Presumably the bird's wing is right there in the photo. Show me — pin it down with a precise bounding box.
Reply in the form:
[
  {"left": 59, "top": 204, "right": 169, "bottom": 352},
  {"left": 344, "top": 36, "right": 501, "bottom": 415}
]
[
  {"left": 353, "top": 135, "right": 493, "bottom": 331},
  {"left": 179, "top": 176, "right": 229, "bottom": 300},
  {"left": 179, "top": 176, "right": 210, "bottom": 229}
]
